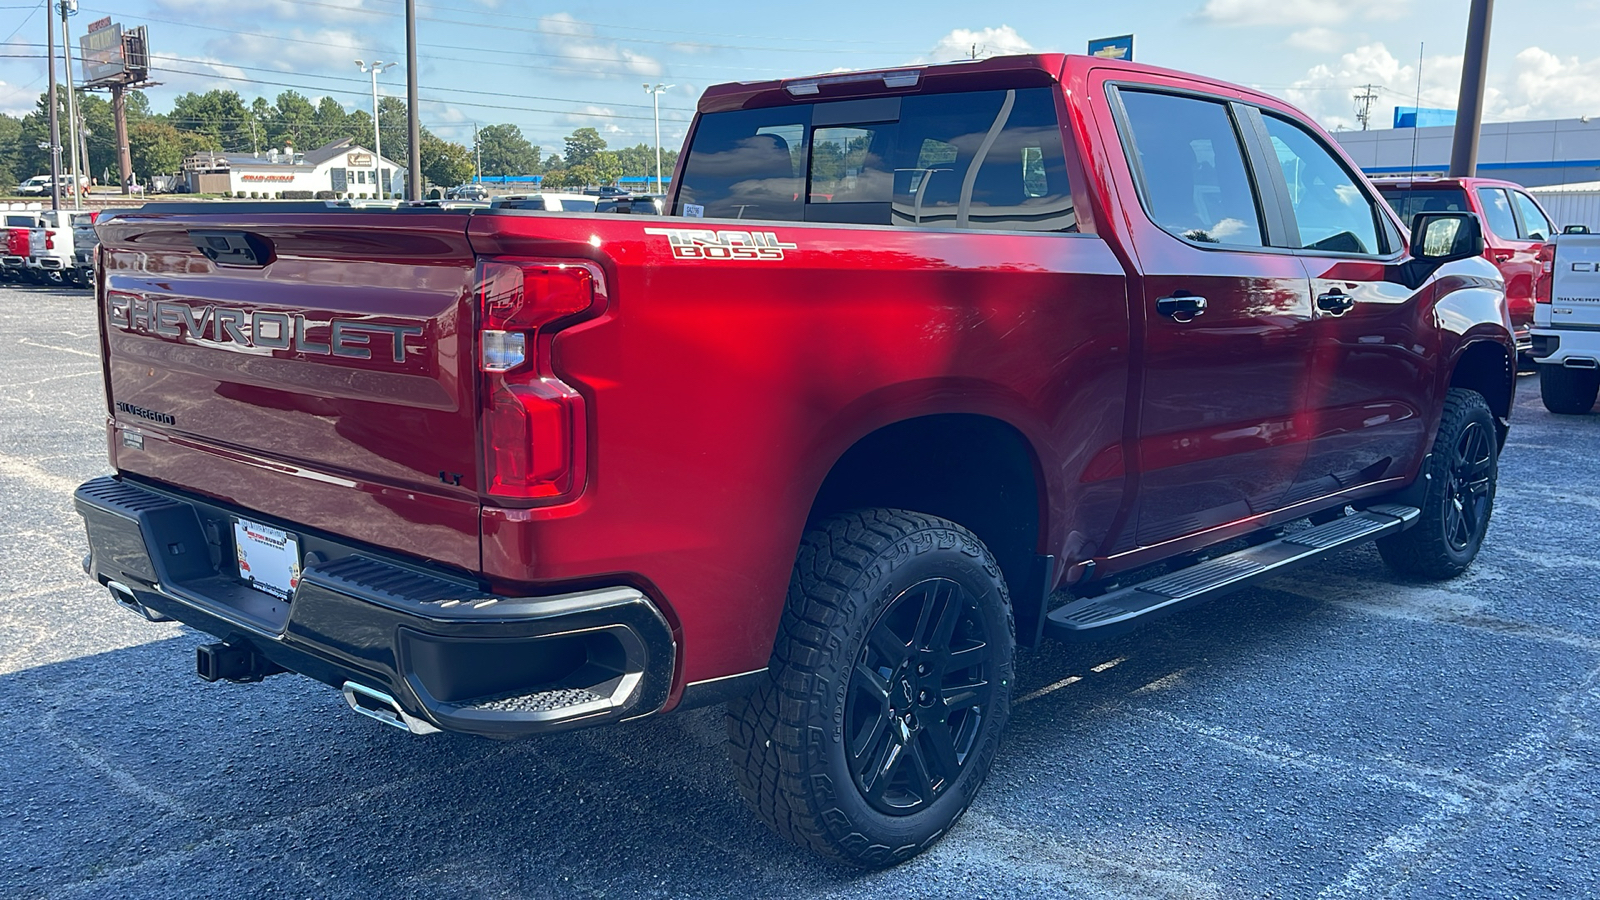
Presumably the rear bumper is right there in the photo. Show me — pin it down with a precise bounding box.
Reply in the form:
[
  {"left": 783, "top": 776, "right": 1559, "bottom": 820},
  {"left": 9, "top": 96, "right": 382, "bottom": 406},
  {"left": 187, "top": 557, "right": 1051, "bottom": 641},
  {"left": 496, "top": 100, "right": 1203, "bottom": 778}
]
[
  {"left": 1531, "top": 328, "right": 1600, "bottom": 367},
  {"left": 74, "top": 475, "right": 675, "bottom": 738}
]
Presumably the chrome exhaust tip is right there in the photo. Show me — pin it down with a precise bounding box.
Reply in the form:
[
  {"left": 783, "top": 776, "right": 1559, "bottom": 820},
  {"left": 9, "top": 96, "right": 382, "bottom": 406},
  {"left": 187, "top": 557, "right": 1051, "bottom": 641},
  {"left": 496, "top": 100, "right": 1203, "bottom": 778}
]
[
  {"left": 341, "top": 682, "right": 441, "bottom": 735},
  {"left": 107, "top": 580, "right": 172, "bottom": 622}
]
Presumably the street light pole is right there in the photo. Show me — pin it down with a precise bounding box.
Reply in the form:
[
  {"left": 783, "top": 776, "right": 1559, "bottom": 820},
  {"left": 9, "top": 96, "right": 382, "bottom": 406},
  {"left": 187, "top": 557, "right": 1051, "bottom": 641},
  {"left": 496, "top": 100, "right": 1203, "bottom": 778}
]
[
  {"left": 46, "top": 0, "right": 61, "bottom": 211},
  {"left": 356, "top": 60, "right": 395, "bottom": 198},
  {"left": 59, "top": 0, "right": 82, "bottom": 211},
  {"left": 405, "top": 0, "right": 422, "bottom": 201},
  {"left": 643, "top": 83, "right": 673, "bottom": 195}
]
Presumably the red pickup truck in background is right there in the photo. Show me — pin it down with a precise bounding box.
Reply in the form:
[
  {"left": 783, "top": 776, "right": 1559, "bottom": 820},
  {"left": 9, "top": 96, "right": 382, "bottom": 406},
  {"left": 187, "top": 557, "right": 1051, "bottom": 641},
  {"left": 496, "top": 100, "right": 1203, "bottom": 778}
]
[
  {"left": 75, "top": 54, "right": 1515, "bottom": 867},
  {"left": 1376, "top": 175, "right": 1556, "bottom": 358}
]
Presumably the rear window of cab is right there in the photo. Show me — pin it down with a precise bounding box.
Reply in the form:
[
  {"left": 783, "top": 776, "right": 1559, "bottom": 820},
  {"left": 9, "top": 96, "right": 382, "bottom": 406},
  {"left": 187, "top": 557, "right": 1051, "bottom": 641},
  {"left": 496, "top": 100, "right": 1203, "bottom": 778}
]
[{"left": 674, "top": 87, "right": 1078, "bottom": 232}]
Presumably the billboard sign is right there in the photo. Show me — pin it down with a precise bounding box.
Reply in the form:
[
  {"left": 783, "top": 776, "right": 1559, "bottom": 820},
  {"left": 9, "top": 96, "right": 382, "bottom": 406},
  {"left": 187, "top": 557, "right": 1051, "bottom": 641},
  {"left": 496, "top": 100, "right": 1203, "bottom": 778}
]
[
  {"left": 1087, "top": 34, "right": 1134, "bottom": 61},
  {"left": 80, "top": 22, "right": 126, "bottom": 84}
]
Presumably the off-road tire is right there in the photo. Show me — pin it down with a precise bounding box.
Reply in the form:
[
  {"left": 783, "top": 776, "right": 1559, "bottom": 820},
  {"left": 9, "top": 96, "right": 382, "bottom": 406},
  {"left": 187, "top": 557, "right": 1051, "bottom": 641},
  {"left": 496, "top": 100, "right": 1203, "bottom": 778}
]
[
  {"left": 1377, "top": 388, "right": 1498, "bottom": 579},
  {"left": 1539, "top": 365, "right": 1599, "bottom": 415},
  {"left": 726, "top": 509, "right": 1014, "bottom": 868}
]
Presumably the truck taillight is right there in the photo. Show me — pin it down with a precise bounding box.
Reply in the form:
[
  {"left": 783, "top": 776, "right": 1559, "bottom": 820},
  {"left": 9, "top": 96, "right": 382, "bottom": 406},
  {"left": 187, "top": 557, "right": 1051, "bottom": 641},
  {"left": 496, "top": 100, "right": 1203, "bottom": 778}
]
[
  {"left": 1536, "top": 243, "right": 1555, "bottom": 304},
  {"left": 476, "top": 259, "right": 601, "bottom": 501},
  {"left": 44, "top": 230, "right": 55, "bottom": 250}
]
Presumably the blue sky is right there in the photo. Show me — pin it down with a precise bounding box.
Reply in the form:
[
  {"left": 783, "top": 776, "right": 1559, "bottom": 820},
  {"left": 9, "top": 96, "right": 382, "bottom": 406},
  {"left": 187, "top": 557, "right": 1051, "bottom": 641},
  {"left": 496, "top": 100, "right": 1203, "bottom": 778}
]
[{"left": 4, "top": 0, "right": 1600, "bottom": 155}]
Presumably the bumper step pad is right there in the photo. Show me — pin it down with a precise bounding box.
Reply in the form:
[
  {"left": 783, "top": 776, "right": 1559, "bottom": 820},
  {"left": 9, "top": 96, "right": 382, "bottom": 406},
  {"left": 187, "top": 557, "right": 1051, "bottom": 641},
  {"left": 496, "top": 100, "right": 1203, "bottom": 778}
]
[{"left": 1045, "top": 505, "right": 1419, "bottom": 641}]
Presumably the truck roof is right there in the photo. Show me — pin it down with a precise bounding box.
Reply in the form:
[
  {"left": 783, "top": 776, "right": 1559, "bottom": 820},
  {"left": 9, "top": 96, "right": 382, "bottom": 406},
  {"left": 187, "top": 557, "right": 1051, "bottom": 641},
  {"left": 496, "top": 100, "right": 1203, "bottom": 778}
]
[{"left": 696, "top": 53, "right": 1301, "bottom": 116}]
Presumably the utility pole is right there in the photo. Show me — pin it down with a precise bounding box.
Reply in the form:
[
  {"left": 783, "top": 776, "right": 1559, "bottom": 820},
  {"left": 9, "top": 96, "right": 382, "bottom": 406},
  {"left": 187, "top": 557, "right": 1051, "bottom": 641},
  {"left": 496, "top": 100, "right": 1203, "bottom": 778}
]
[
  {"left": 473, "top": 122, "right": 481, "bottom": 183},
  {"left": 111, "top": 83, "right": 131, "bottom": 193},
  {"left": 59, "top": 0, "right": 82, "bottom": 210},
  {"left": 356, "top": 60, "right": 395, "bottom": 197},
  {"left": 643, "top": 83, "right": 672, "bottom": 194},
  {"left": 405, "top": 0, "right": 421, "bottom": 201},
  {"left": 46, "top": 2, "right": 62, "bottom": 211},
  {"left": 1353, "top": 83, "right": 1379, "bottom": 131},
  {"left": 1450, "top": 0, "right": 1494, "bottom": 178}
]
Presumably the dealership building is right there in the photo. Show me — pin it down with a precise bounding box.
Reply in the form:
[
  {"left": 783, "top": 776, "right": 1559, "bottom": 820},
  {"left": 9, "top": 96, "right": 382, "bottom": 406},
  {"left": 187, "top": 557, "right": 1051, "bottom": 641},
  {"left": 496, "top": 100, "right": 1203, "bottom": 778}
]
[
  {"left": 182, "top": 138, "right": 404, "bottom": 196},
  {"left": 1334, "top": 117, "right": 1600, "bottom": 188}
]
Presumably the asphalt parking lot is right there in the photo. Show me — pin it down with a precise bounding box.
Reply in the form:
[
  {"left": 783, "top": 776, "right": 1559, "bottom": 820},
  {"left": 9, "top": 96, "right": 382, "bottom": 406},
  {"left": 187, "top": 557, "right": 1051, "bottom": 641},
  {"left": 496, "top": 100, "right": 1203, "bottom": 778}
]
[{"left": 2, "top": 281, "right": 1597, "bottom": 900}]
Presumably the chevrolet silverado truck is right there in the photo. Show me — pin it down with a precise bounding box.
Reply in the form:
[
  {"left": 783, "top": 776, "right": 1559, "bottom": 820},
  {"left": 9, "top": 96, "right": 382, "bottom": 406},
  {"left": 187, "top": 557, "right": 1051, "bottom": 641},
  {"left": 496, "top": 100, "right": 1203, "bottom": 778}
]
[
  {"left": 1531, "top": 229, "right": 1600, "bottom": 413},
  {"left": 75, "top": 54, "right": 1515, "bottom": 867}
]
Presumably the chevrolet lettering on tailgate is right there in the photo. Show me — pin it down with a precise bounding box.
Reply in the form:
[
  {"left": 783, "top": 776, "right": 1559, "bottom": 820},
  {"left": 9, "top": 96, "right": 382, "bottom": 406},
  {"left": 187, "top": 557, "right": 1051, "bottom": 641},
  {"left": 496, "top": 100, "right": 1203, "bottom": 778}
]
[{"left": 107, "top": 293, "right": 424, "bottom": 361}]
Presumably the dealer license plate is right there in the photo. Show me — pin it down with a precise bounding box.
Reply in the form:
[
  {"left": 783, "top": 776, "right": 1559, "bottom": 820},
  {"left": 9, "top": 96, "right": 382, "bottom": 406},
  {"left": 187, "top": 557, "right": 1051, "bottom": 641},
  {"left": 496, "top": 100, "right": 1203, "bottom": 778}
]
[{"left": 233, "top": 517, "right": 302, "bottom": 600}]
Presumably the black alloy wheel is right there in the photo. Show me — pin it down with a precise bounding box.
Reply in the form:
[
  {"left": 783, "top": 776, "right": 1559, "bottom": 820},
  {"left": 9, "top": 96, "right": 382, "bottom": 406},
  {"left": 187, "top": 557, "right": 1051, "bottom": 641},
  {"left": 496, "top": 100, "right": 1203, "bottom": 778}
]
[
  {"left": 1377, "top": 388, "right": 1498, "bottom": 579},
  {"left": 726, "top": 508, "right": 1014, "bottom": 868},
  {"left": 1443, "top": 418, "right": 1493, "bottom": 554},
  {"left": 846, "top": 577, "right": 997, "bottom": 816}
]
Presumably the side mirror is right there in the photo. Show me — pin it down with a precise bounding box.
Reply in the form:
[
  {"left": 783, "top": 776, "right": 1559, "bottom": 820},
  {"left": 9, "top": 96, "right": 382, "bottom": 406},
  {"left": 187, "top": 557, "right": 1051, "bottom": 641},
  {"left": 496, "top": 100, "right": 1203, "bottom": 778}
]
[{"left": 1410, "top": 212, "right": 1484, "bottom": 263}]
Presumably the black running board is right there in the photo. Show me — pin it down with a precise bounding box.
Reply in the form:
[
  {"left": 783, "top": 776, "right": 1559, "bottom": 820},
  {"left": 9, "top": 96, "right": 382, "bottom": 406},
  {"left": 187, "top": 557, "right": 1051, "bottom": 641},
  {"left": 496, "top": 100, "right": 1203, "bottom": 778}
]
[{"left": 1044, "top": 505, "right": 1420, "bottom": 642}]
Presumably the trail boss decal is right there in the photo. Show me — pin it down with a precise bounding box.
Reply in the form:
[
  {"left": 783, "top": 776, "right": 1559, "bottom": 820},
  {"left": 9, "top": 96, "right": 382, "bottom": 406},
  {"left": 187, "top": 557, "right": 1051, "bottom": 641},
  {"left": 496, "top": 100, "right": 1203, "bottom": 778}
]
[{"left": 643, "top": 228, "right": 798, "bottom": 261}]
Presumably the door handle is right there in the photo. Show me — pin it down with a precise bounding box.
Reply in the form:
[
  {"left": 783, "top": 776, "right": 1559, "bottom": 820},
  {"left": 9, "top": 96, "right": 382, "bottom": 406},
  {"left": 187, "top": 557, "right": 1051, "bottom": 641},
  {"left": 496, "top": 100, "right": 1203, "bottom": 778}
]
[
  {"left": 1156, "top": 294, "right": 1208, "bottom": 322},
  {"left": 1316, "top": 290, "right": 1356, "bottom": 316},
  {"left": 1488, "top": 248, "right": 1515, "bottom": 262}
]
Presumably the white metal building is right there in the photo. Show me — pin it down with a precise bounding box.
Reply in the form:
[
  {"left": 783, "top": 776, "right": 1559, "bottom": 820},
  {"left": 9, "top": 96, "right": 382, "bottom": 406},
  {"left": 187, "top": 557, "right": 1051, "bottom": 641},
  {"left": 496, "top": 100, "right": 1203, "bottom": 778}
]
[
  {"left": 183, "top": 138, "right": 403, "bottom": 197},
  {"left": 1527, "top": 181, "right": 1600, "bottom": 233},
  {"left": 1335, "top": 118, "right": 1600, "bottom": 188}
]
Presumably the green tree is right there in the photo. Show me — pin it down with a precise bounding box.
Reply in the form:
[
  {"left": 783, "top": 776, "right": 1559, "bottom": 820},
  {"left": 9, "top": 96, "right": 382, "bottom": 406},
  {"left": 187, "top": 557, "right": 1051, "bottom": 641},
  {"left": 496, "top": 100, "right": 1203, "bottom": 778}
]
[
  {"left": 0, "top": 113, "right": 23, "bottom": 188},
  {"left": 420, "top": 131, "right": 474, "bottom": 188},
  {"left": 563, "top": 127, "right": 605, "bottom": 168},
  {"left": 313, "top": 96, "right": 348, "bottom": 148},
  {"left": 269, "top": 90, "right": 318, "bottom": 151},
  {"left": 376, "top": 96, "right": 408, "bottom": 166},
  {"left": 476, "top": 123, "right": 539, "bottom": 177},
  {"left": 167, "top": 89, "right": 252, "bottom": 150},
  {"left": 129, "top": 120, "right": 215, "bottom": 178}
]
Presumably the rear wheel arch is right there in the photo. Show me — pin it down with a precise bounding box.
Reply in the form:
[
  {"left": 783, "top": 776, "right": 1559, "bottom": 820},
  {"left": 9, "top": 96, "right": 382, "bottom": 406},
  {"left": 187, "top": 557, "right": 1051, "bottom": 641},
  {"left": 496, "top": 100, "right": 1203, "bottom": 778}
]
[{"left": 805, "top": 414, "right": 1047, "bottom": 637}]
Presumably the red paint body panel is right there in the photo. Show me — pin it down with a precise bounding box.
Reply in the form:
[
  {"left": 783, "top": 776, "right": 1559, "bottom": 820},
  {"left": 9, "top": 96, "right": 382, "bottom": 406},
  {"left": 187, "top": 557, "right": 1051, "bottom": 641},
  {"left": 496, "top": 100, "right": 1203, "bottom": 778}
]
[{"left": 88, "top": 54, "right": 1515, "bottom": 708}]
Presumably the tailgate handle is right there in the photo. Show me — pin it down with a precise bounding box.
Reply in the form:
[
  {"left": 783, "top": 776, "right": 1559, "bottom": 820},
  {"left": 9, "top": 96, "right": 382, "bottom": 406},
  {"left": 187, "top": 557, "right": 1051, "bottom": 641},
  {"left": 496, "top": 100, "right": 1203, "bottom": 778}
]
[{"left": 189, "top": 230, "right": 275, "bottom": 268}]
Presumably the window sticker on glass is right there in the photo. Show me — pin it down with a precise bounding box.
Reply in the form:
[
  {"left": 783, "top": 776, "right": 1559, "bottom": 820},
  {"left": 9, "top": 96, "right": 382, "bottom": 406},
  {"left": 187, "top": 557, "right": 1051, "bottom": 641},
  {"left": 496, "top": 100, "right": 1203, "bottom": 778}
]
[{"left": 683, "top": 203, "right": 705, "bottom": 218}]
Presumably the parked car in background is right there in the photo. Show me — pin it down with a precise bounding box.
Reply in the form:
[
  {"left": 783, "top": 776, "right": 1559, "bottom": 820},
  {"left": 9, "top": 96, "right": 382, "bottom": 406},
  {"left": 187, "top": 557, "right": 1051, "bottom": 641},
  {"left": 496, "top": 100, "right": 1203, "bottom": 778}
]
[
  {"left": 1, "top": 210, "right": 38, "bottom": 282},
  {"left": 1532, "top": 228, "right": 1600, "bottom": 413},
  {"left": 444, "top": 184, "right": 489, "bottom": 201},
  {"left": 595, "top": 194, "right": 663, "bottom": 215},
  {"left": 16, "top": 174, "right": 90, "bottom": 197},
  {"left": 490, "top": 192, "right": 599, "bottom": 212},
  {"left": 1376, "top": 176, "right": 1556, "bottom": 358}
]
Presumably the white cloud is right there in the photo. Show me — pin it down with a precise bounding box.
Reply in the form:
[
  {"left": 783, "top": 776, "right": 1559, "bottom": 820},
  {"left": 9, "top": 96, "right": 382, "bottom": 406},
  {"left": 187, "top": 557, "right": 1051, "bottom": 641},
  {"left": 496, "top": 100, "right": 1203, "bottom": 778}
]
[
  {"left": 1281, "top": 43, "right": 1464, "bottom": 131},
  {"left": 210, "top": 28, "right": 380, "bottom": 74},
  {"left": 1278, "top": 41, "right": 1600, "bottom": 132},
  {"left": 153, "top": 0, "right": 377, "bottom": 22},
  {"left": 1286, "top": 27, "right": 1343, "bottom": 52},
  {"left": 0, "top": 80, "right": 42, "bottom": 117},
  {"left": 928, "top": 26, "right": 1035, "bottom": 63},
  {"left": 536, "top": 13, "right": 663, "bottom": 79},
  {"left": 1501, "top": 47, "right": 1600, "bottom": 120},
  {"left": 1199, "top": 0, "right": 1406, "bottom": 27}
]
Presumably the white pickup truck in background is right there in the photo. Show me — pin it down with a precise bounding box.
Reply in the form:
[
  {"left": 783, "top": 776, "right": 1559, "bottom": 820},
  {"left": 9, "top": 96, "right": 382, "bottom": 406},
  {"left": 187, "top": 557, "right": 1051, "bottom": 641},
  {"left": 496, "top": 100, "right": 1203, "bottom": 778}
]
[{"left": 1534, "top": 229, "right": 1600, "bottom": 413}]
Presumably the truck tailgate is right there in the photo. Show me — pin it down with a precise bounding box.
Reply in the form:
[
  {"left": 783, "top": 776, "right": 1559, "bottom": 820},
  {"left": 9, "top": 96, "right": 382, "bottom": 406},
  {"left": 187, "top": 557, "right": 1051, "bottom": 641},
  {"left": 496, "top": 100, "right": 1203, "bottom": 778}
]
[
  {"left": 1552, "top": 236, "right": 1600, "bottom": 328},
  {"left": 96, "top": 208, "right": 482, "bottom": 573}
]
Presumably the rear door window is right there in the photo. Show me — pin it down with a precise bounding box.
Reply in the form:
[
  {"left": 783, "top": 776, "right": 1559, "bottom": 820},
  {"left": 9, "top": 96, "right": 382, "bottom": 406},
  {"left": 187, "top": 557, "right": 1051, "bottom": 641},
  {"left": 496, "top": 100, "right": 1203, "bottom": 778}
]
[
  {"left": 1476, "top": 187, "right": 1519, "bottom": 240},
  {"left": 1512, "top": 191, "right": 1552, "bottom": 241},
  {"left": 675, "top": 87, "right": 1076, "bottom": 231},
  {"left": 1117, "top": 90, "right": 1264, "bottom": 247}
]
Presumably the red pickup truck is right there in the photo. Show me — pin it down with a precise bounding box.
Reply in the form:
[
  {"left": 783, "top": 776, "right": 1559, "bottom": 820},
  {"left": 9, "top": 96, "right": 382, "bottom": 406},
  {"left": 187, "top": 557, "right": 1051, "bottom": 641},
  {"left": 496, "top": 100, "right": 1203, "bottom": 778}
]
[
  {"left": 75, "top": 54, "right": 1515, "bottom": 867},
  {"left": 1375, "top": 175, "right": 1557, "bottom": 358}
]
